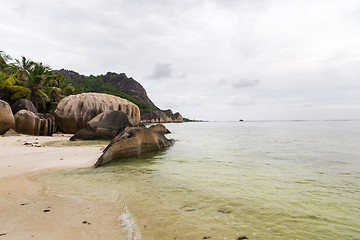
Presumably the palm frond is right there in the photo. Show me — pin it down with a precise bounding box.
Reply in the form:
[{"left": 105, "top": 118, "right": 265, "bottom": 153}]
[{"left": 11, "top": 89, "right": 30, "bottom": 100}]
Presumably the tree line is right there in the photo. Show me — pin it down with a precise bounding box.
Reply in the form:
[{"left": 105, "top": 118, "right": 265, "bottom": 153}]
[{"left": 0, "top": 50, "right": 74, "bottom": 113}]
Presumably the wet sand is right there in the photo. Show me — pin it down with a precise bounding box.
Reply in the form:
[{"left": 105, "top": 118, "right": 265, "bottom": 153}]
[{"left": 0, "top": 134, "right": 126, "bottom": 240}]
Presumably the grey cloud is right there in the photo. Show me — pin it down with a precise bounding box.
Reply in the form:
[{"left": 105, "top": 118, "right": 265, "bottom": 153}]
[
  {"left": 149, "top": 63, "right": 173, "bottom": 79},
  {"left": 218, "top": 79, "right": 227, "bottom": 86},
  {"left": 1, "top": 0, "right": 360, "bottom": 120},
  {"left": 148, "top": 63, "right": 186, "bottom": 79},
  {"left": 232, "top": 79, "right": 259, "bottom": 88}
]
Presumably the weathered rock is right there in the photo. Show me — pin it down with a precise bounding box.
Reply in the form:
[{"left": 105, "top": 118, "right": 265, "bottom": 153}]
[
  {"left": 141, "top": 109, "right": 184, "bottom": 123},
  {"left": 11, "top": 99, "right": 38, "bottom": 115},
  {"left": 172, "top": 112, "right": 183, "bottom": 122},
  {"left": 103, "top": 72, "right": 158, "bottom": 108},
  {"left": 163, "top": 109, "right": 183, "bottom": 122},
  {"left": 53, "top": 93, "right": 140, "bottom": 133},
  {"left": 14, "top": 110, "right": 54, "bottom": 136},
  {"left": 70, "top": 110, "right": 132, "bottom": 141},
  {"left": 0, "top": 100, "right": 15, "bottom": 135},
  {"left": 148, "top": 124, "right": 171, "bottom": 134},
  {"left": 94, "top": 127, "right": 174, "bottom": 167},
  {"left": 14, "top": 110, "right": 38, "bottom": 135},
  {"left": 36, "top": 113, "right": 55, "bottom": 136},
  {"left": 2, "top": 128, "right": 20, "bottom": 137},
  {"left": 141, "top": 110, "right": 172, "bottom": 123}
]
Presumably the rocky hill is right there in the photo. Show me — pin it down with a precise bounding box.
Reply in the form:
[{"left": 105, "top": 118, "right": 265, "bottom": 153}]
[
  {"left": 102, "top": 72, "right": 157, "bottom": 108},
  {"left": 56, "top": 69, "right": 184, "bottom": 123}
]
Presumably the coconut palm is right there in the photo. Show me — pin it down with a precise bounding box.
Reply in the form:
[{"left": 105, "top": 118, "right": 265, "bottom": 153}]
[
  {"left": 0, "top": 51, "right": 12, "bottom": 68},
  {"left": 0, "top": 72, "right": 20, "bottom": 100},
  {"left": 12, "top": 62, "right": 52, "bottom": 112},
  {"left": 0, "top": 51, "right": 24, "bottom": 101},
  {"left": 0, "top": 51, "right": 17, "bottom": 75},
  {"left": 15, "top": 56, "right": 34, "bottom": 74},
  {"left": 47, "top": 73, "right": 73, "bottom": 102}
]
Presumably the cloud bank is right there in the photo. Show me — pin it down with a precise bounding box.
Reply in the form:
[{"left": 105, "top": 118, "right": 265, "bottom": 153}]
[{"left": 1, "top": 0, "right": 360, "bottom": 120}]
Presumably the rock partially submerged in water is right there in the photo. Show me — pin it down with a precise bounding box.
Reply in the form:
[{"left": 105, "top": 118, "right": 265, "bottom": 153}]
[
  {"left": 70, "top": 110, "right": 132, "bottom": 141},
  {"left": 148, "top": 123, "right": 171, "bottom": 134},
  {"left": 94, "top": 127, "right": 174, "bottom": 167}
]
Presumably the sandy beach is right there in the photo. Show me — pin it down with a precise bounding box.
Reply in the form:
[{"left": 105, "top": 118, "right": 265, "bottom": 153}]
[{"left": 0, "top": 134, "right": 126, "bottom": 240}]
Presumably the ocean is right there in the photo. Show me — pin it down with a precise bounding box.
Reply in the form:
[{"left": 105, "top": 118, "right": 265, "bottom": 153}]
[{"left": 38, "top": 121, "right": 360, "bottom": 239}]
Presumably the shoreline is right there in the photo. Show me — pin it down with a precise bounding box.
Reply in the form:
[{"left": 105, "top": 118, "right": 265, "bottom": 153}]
[{"left": 0, "top": 134, "right": 127, "bottom": 240}]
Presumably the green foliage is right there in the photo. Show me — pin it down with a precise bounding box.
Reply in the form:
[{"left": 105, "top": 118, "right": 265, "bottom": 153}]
[
  {"left": 0, "top": 72, "right": 21, "bottom": 100},
  {"left": 67, "top": 74, "right": 157, "bottom": 113},
  {"left": 164, "top": 112, "right": 172, "bottom": 118},
  {"left": 12, "top": 61, "right": 53, "bottom": 112},
  {"left": 0, "top": 51, "right": 74, "bottom": 112},
  {"left": 0, "top": 50, "right": 156, "bottom": 114}
]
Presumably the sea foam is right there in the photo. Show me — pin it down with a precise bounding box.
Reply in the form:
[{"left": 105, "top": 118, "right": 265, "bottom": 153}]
[{"left": 118, "top": 205, "right": 142, "bottom": 240}]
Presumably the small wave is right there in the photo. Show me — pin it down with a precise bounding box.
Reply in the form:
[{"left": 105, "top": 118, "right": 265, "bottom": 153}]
[{"left": 118, "top": 205, "right": 142, "bottom": 240}]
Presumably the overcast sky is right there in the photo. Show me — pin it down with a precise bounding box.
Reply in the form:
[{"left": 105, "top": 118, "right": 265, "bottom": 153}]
[{"left": 1, "top": 0, "right": 360, "bottom": 121}]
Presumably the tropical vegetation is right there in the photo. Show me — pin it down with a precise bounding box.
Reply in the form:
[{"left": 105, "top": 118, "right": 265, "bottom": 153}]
[
  {"left": 0, "top": 50, "right": 156, "bottom": 113},
  {"left": 0, "top": 51, "right": 75, "bottom": 112}
]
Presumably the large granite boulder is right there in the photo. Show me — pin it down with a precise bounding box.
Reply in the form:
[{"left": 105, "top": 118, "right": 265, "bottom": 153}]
[
  {"left": 0, "top": 100, "right": 15, "bottom": 135},
  {"left": 14, "top": 110, "right": 54, "bottom": 136},
  {"left": 94, "top": 127, "right": 174, "bottom": 167},
  {"left": 11, "top": 99, "right": 38, "bottom": 115},
  {"left": 53, "top": 93, "right": 140, "bottom": 134},
  {"left": 149, "top": 124, "right": 171, "bottom": 134},
  {"left": 70, "top": 110, "right": 132, "bottom": 141}
]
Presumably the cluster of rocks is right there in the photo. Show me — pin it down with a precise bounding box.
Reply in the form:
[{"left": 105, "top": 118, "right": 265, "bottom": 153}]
[
  {"left": 141, "top": 109, "right": 183, "bottom": 123},
  {"left": 0, "top": 99, "right": 55, "bottom": 136},
  {"left": 0, "top": 92, "right": 174, "bottom": 167},
  {"left": 15, "top": 110, "right": 55, "bottom": 136}
]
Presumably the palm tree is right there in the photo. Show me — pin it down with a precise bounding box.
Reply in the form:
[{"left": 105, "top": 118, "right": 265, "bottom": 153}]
[
  {"left": 1, "top": 53, "right": 75, "bottom": 112},
  {"left": 12, "top": 62, "right": 51, "bottom": 112},
  {"left": 0, "top": 51, "right": 12, "bottom": 67},
  {"left": 0, "top": 51, "right": 24, "bottom": 101},
  {"left": 15, "top": 56, "right": 34, "bottom": 73},
  {"left": 0, "top": 72, "right": 21, "bottom": 100},
  {"left": 0, "top": 51, "right": 17, "bottom": 75}
]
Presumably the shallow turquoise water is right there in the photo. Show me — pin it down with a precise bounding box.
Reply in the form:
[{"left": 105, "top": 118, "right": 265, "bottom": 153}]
[{"left": 39, "top": 121, "right": 360, "bottom": 239}]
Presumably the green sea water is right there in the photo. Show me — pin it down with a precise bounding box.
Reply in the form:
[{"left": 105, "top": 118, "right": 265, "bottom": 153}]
[{"left": 38, "top": 121, "right": 360, "bottom": 240}]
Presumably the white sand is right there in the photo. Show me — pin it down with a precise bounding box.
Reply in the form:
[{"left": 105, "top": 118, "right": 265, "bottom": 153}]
[
  {"left": 0, "top": 134, "right": 99, "bottom": 177},
  {"left": 0, "top": 134, "right": 126, "bottom": 240}
]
